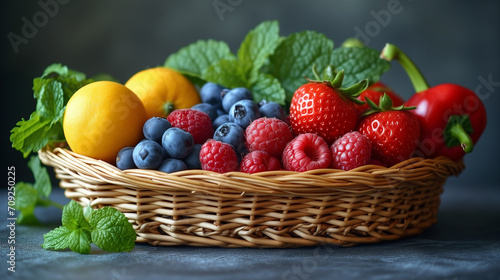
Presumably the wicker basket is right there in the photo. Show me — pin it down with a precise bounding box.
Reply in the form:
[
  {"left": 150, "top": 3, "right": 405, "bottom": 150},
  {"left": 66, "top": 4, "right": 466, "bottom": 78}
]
[{"left": 38, "top": 146, "right": 464, "bottom": 248}]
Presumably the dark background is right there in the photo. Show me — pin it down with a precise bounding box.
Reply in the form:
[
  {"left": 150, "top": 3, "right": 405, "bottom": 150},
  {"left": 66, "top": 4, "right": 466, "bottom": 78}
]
[{"left": 2, "top": 0, "right": 498, "bottom": 188}]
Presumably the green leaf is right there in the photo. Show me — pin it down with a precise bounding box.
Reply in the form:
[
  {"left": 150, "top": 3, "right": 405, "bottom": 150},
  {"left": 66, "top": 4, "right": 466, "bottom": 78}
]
[
  {"left": 268, "top": 31, "right": 335, "bottom": 102},
  {"left": 165, "top": 39, "right": 236, "bottom": 82},
  {"left": 68, "top": 229, "right": 92, "bottom": 254},
  {"left": 42, "top": 226, "right": 92, "bottom": 254},
  {"left": 249, "top": 72, "right": 286, "bottom": 105},
  {"left": 42, "top": 226, "right": 73, "bottom": 251},
  {"left": 14, "top": 182, "right": 38, "bottom": 211},
  {"left": 18, "top": 210, "right": 40, "bottom": 225},
  {"left": 14, "top": 182, "right": 41, "bottom": 225},
  {"left": 62, "top": 200, "right": 91, "bottom": 231},
  {"left": 35, "top": 80, "right": 65, "bottom": 122},
  {"left": 237, "top": 20, "right": 280, "bottom": 77},
  {"left": 89, "top": 207, "right": 136, "bottom": 252},
  {"left": 12, "top": 64, "right": 91, "bottom": 157},
  {"left": 202, "top": 59, "right": 248, "bottom": 89},
  {"left": 331, "top": 46, "right": 391, "bottom": 87},
  {"left": 27, "top": 155, "right": 52, "bottom": 198},
  {"left": 10, "top": 112, "right": 57, "bottom": 158}
]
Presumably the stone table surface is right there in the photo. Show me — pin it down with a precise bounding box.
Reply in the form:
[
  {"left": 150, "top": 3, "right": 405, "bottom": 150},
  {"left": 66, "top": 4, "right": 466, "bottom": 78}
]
[{"left": 2, "top": 180, "right": 500, "bottom": 280}]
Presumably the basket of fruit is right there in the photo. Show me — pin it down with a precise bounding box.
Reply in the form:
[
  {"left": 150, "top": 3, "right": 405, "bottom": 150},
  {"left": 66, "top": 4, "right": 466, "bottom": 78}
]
[{"left": 16, "top": 22, "right": 485, "bottom": 248}]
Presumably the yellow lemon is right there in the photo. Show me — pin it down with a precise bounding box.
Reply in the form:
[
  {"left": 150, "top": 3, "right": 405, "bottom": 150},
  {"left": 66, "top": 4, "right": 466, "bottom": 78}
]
[
  {"left": 63, "top": 81, "right": 147, "bottom": 163},
  {"left": 124, "top": 67, "right": 201, "bottom": 118}
]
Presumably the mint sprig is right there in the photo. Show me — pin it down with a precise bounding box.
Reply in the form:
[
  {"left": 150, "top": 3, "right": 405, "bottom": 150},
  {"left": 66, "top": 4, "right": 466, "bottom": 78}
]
[
  {"left": 268, "top": 30, "right": 335, "bottom": 103},
  {"left": 42, "top": 200, "right": 136, "bottom": 254},
  {"left": 164, "top": 21, "right": 391, "bottom": 107},
  {"left": 331, "top": 46, "right": 391, "bottom": 88},
  {"left": 15, "top": 155, "right": 63, "bottom": 225},
  {"left": 10, "top": 64, "right": 93, "bottom": 158},
  {"left": 165, "top": 20, "right": 286, "bottom": 105}
]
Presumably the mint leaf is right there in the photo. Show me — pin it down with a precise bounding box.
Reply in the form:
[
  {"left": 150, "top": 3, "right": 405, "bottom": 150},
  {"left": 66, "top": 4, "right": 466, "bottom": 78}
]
[
  {"left": 10, "top": 112, "right": 56, "bottom": 158},
  {"left": 237, "top": 20, "right": 280, "bottom": 77},
  {"left": 331, "top": 46, "right": 391, "bottom": 87},
  {"left": 14, "top": 182, "right": 40, "bottom": 225},
  {"left": 42, "top": 226, "right": 73, "bottom": 251},
  {"left": 15, "top": 182, "right": 38, "bottom": 211},
  {"left": 165, "top": 39, "right": 235, "bottom": 83},
  {"left": 268, "top": 31, "right": 335, "bottom": 102},
  {"left": 11, "top": 64, "right": 91, "bottom": 157},
  {"left": 62, "top": 200, "right": 91, "bottom": 231},
  {"left": 202, "top": 59, "right": 248, "bottom": 88},
  {"left": 249, "top": 72, "right": 286, "bottom": 105},
  {"left": 89, "top": 207, "right": 136, "bottom": 252},
  {"left": 27, "top": 155, "right": 52, "bottom": 198},
  {"left": 35, "top": 80, "right": 65, "bottom": 122},
  {"left": 42, "top": 226, "right": 92, "bottom": 254},
  {"left": 68, "top": 229, "right": 92, "bottom": 254}
]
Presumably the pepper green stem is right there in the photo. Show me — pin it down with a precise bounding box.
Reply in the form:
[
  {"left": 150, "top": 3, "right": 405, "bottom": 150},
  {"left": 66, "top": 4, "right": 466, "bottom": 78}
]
[
  {"left": 444, "top": 115, "right": 474, "bottom": 153},
  {"left": 448, "top": 122, "right": 474, "bottom": 153},
  {"left": 380, "top": 43, "right": 430, "bottom": 93}
]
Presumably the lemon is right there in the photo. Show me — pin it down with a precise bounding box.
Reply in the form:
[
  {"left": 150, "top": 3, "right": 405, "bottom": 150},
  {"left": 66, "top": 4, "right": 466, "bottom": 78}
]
[{"left": 63, "top": 81, "right": 147, "bottom": 163}]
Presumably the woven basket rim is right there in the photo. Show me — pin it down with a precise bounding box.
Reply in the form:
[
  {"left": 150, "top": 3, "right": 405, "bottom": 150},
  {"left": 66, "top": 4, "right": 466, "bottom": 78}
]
[
  {"left": 38, "top": 145, "right": 465, "bottom": 197},
  {"left": 38, "top": 145, "right": 465, "bottom": 247}
]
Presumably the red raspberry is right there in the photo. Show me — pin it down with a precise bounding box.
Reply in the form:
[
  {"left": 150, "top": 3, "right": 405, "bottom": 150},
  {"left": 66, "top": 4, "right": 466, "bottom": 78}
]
[
  {"left": 282, "top": 133, "right": 331, "bottom": 172},
  {"left": 167, "top": 109, "right": 214, "bottom": 144},
  {"left": 245, "top": 117, "right": 293, "bottom": 158},
  {"left": 240, "top": 150, "right": 282, "bottom": 174},
  {"left": 330, "top": 131, "right": 372, "bottom": 171},
  {"left": 199, "top": 139, "right": 238, "bottom": 173}
]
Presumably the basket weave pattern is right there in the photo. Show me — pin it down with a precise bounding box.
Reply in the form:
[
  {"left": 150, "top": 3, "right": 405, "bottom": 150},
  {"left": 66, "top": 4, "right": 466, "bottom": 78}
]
[{"left": 39, "top": 146, "right": 464, "bottom": 248}]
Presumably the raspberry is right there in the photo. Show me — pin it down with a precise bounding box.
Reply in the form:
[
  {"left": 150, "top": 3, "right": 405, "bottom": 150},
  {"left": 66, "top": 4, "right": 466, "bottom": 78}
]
[
  {"left": 330, "top": 131, "right": 372, "bottom": 171},
  {"left": 199, "top": 139, "right": 238, "bottom": 173},
  {"left": 245, "top": 117, "right": 293, "bottom": 158},
  {"left": 240, "top": 150, "right": 282, "bottom": 174},
  {"left": 167, "top": 109, "right": 214, "bottom": 144},
  {"left": 282, "top": 133, "right": 331, "bottom": 172}
]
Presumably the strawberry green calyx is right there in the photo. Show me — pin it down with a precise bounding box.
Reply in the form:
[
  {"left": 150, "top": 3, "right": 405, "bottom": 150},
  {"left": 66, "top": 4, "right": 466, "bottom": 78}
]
[
  {"left": 363, "top": 93, "right": 416, "bottom": 116},
  {"left": 309, "top": 65, "right": 368, "bottom": 105}
]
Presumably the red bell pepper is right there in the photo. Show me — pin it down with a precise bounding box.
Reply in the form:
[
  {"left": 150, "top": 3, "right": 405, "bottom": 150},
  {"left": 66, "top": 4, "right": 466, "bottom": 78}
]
[{"left": 380, "top": 43, "right": 487, "bottom": 161}]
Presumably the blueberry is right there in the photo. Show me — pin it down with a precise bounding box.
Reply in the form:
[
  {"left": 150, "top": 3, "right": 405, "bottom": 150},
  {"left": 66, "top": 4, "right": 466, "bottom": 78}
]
[
  {"left": 116, "top": 147, "right": 137, "bottom": 170},
  {"left": 229, "top": 100, "right": 260, "bottom": 129},
  {"left": 162, "top": 127, "right": 194, "bottom": 159},
  {"left": 182, "top": 144, "right": 202, "bottom": 169},
  {"left": 132, "top": 140, "right": 164, "bottom": 169},
  {"left": 259, "top": 101, "right": 285, "bottom": 120},
  {"left": 158, "top": 158, "right": 188, "bottom": 173},
  {"left": 200, "top": 82, "right": 227, "bottom": 108},
  {"left": 214, "top": 123, "right": 246, "bottom": 153},
  {"left": 212, "top": 114, "right": 231, "bottom": 130},
  {"left": 143, "top": 117, "right": 171, "bottom": 143},
  {"left": 191, "top": 103, "right": 218, "bottom": 121},
  {"left": 222, "top": 87, "right": 253, "bottom": 113}
]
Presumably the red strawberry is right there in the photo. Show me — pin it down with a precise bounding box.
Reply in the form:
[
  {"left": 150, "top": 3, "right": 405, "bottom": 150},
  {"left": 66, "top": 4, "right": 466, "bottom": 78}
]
[
  {"left": 355, "top": 81, "right": 405, "bottom": 114},
  {"left": 289, "top": 68, "right": 368, "bottom": 145},
  {"left": 358, "top": 93, "right": 420, "bottom": 166}
]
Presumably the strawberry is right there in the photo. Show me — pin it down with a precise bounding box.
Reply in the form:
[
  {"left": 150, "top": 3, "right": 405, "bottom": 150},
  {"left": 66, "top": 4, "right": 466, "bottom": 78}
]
[
  {"left": 357, "top": 93, "right": 420, "bottom": 167},
  {"left": 289, "top": 67, "right": 368, "bottom": 145},
  {"left": 355, "top": 81, "right": 405, "bottom": 114}
]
